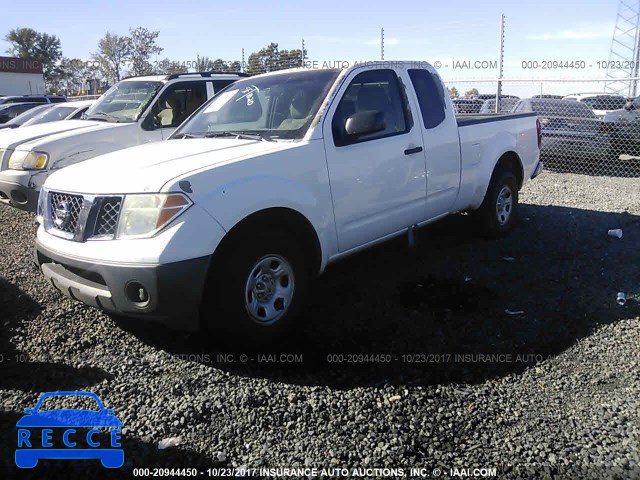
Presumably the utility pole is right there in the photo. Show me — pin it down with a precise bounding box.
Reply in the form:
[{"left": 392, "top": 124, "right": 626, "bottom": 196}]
[
  {"left": 241, "top": 48, "right": 245, "bottom": 73},
  {"left": 495, "top": 14, "right": 505, "bottom": 113},
  {"left": 381, "top": 27, "right": 385, "bottom": 61},
  {"left": 301, "top": 38, "right": 306, "bottom": 67}
]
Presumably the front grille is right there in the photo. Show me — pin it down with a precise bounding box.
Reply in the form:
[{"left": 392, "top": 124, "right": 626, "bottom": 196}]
[
  {"left": 45, "top": 191, "right": 124, "bottom": 241},
  {"left": 48, "top": 192, "right": 84, "bottom": 235},
  {"left": 94, "top": 198, "right": 122, "bottom": 237}
]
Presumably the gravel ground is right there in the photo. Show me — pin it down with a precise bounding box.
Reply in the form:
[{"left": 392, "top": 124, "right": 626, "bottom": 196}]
[{"left": 1, "top": 170, "right": 639, "bottom": 480}]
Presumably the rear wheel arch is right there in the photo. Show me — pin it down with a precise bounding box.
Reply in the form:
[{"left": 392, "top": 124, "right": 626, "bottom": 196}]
[{"left": 494, "top": 151, "right": 524, "bottom": 188}]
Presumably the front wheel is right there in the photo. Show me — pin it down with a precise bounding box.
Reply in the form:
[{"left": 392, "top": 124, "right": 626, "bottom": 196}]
[
  {"left": 474, "top": 169, "right": 519, "bottom": 237},
  {"left": 203, "top": 232, "right": 308, "bottom": 343}
]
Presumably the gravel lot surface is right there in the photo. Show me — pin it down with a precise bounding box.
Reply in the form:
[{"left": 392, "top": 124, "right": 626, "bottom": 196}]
[{"left": 1, "top": 171, "right": 639, "bottom": 479}]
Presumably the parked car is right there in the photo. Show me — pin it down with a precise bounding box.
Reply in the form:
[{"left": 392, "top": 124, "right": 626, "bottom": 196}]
[
  {"left": 0, "top": 100, "right": 95, "bottom": 130},
  {"left": 513, "top": 98, "right": 608, "bottom": 163},
  {"left": 479, "top": 97, "right": 520, "bottom": 114},
  {"left": 34, "top": 62, "right": 542, "bottom": 342},
  {"left": 474, "top": 94, "right": 519, "bottom": 101},
  {"left": 562, "top": 93, "right": 627, "bottom": 118},
  {"left": 0, "top": 103, "right": 43, "bottom": 124},
  {"left": 0, "top": 72, "right": 245, "bottom": 211},
  {"left": 0, "top": 95, "right": 67, "bottom": 105},
  {"left": 603, "top": 96, "right": 640, "bottom": 157},
  {"left": 532, "top": 95, "right": 564, "bottom": 99},
  {"left": 452, "top": 98, "right": 484, "bottom": 114},
  {"left": 20, "top": 100, "right": 96, "bottom": 127},
  {"left": 0, "top": 104, "right": 54, "bottom": 130}
]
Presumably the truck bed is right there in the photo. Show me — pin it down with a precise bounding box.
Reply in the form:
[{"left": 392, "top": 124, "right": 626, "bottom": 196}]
[{"left": 456, "top": 112, "right": 538, "bottom": 126}]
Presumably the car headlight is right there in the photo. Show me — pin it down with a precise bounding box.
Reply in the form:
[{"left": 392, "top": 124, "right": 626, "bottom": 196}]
[
  {"left": 116, "top": 193, "right": 192, "bottom": 239},
  {"left": 8, "top": 150, "right": 49, "bottom": 170},
  {"left": 36, "top": 188, "right": 47, "bottom": 225}
]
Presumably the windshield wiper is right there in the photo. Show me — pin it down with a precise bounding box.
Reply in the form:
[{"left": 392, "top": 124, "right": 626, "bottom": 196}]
[
  {"left": 172, "top": 133, "right": 198, "bottom": 139},
  {"left": 84, "top": 112, "right": 122, "bottom": 123},
  {"left": 204, "top": 131, "right": 274, "bottom": 142}
]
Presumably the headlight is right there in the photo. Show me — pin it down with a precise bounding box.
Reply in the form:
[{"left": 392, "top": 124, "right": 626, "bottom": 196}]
[
  {"left": 116, "top": 193, "right": 192, "bottom": 239},
  {"left": 36, "top": 188, "right": 47, "bottom": 225},
  {"left": 8, "top": 150, "right": 49, "bottom": 170}
]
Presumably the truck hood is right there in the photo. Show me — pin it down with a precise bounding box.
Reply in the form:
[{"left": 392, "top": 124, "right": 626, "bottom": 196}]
[
  {"left": 44, "top": 138, "right": 300, "bottom": 194},
  {"left": 0, "top": 119, "right": 109, "bottom": 150}
]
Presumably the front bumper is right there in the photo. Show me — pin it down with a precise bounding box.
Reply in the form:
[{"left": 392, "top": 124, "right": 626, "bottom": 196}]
[
  {"left": 0, "top": 170, "right": 41, "bottom": 212},
  {"left": 35, "top": 240, "right": 211, "bottom": 330}
]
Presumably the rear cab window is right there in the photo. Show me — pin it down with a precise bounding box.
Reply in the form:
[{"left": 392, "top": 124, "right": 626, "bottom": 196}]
[{"left": 408, "top": 69, "right": 446, "bottom": 128}]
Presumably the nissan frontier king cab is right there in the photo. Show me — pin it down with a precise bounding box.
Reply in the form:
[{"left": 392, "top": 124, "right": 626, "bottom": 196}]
[{"left": 34, "top": 62, "right": 542, "bottom": 342}]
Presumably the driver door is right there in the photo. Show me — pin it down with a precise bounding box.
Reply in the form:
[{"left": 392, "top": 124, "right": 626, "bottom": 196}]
[{"left": 322, "top": 68, "right": 427, "bottom": 252}]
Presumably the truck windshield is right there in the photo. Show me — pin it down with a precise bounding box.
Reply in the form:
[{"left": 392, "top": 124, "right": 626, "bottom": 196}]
[
  {"left": 531, "top": 100, "right": 596, "bottom": 119},
  {"left": 173, "top": 69, "right": 341, "bottom": 141},
  {"left": 84, "top": 80, "right": 162, "bottom": 123},
  {"left": 580, "top": 96, "right": 626, "bottom": 111}
]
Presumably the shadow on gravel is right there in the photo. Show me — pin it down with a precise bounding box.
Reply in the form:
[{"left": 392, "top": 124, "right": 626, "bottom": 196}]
[
  {"left": 115, "top": 203, "right": 640, "bottom": 389},
  {"left": 0, "top": 277, "right": 113, "bottom": 392}
]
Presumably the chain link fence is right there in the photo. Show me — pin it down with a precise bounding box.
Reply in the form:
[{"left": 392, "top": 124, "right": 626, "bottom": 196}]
[{"left": 444, "top": 78, "right": 640, "bottom": 177}]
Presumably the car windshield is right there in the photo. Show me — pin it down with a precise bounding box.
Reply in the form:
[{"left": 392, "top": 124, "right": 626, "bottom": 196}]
[
  {"left": 480, "top": 98, "right": 519, "bottom": 113},
  {"left": 531, "top": 100, "right": 596, "bottom": 118},
  {"left": 84, "top": 80, "right": 162, "bottom": 123},
  {"left": 173, "top": 69, "right": 341, "bottom": 141},
  {"left": 581, "top": 96, "right": 626, "bottom": 111},
  {"left": 21, "top": 104, "right": 77, "bottom": 126},
  {"left": 4, "top": 104, "right": 53, "bottom": 126}
]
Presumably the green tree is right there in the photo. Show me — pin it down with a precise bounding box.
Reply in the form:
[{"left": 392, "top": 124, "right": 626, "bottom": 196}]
[
  {"left": 211, "top": 59, "right": 229, "bottom": 71},
  {"left": 155, "top": 58, "right": 184, "bottom": 75},
  {"left": 464, "top": 88, "right": 479, "bottom": 97},
  {"left": 128, "top": 26, "right": 163, "bottom": 76},
  {"left": 448, "top": 86, "right": 459, "bottom": 98},
  {"left": 227, "top": 60, "right": 241, "bottom": 72},
  {"left": 4, "top": 27, "right": 63, "bottom": 82},
  {"left": 92, "top": 32, "right": 131, "bottom": 83},
  {"left": 195, "top": 55, "right": 215, "bottom": 71},
  {"left": 245, "top": 43, "right": 308, "bottom": 75}
]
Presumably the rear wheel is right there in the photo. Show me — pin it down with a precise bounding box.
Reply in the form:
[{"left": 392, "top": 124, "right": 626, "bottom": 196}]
[
  {"left": 203, "top": 232, "right": 308, "bottom": 343},
  {"left": 474, "top": 168, "right": 519, "bottom": 237}
]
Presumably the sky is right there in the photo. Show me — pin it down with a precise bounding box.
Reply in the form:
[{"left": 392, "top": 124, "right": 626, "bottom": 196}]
[{"left": 0, "top": 0, "right": 630, "bottom": 96}]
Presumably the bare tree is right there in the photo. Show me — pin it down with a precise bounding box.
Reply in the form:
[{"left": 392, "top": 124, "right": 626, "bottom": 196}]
[
  {"left": 195, "top": 55, "right": 215, "bottom": 71},
  {"left": 128, "top": 26, "right": 163, "bottom": 76},
  {"left": 92, "top": 32, "right": 131, "bottom": 83}
]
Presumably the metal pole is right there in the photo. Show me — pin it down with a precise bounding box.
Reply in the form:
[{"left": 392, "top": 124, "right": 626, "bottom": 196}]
[
  {"left": 241, "top": 48, "right": 245, "bottom": 73},
  {"left": 633, "top": 13, "right": 640, "bottom": 97},
  {"left": 495, "top": 14, "right": 505, "bottom": 113},
  {"left": 381, "top": 27, "right": 385, "bottom": 61},
  {"left": 301, "top": 38, "right": 305, "bottom": 67}
]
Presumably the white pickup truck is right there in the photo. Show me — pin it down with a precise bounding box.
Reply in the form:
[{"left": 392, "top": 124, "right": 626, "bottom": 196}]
[
  {"left": 0, "top": 72, "right": 245, "bottom": 211},
  {"left": 34, "top": 62, "right": 542, "bottom": 341}
]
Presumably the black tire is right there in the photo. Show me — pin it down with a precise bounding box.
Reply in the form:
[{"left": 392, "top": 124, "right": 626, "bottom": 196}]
[
  {"left": 474, "top": 168, "right": 519, "bottom": 238},
  {"left": 202, "top": 232, "right": 308, "bottom": 343}
]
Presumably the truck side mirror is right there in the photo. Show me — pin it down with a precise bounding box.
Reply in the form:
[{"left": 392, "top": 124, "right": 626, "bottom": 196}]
[{"left": 344, "top": 111, "right": 386, "bottom": 139}]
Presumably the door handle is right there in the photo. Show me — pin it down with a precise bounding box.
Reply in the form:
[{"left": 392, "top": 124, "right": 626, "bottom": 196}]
[{"left": 404, "top": 146, "right": 423, "bottom": 155}]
